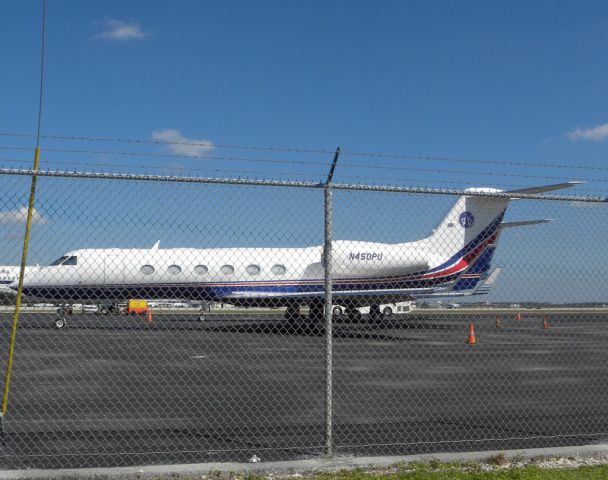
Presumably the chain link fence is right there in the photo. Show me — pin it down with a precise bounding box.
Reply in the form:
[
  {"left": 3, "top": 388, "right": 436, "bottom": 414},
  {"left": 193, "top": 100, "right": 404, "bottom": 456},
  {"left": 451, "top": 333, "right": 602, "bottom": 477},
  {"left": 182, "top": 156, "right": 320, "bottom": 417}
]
[{"left": 0, "top": 168, "right": 606, "bottom": 469}]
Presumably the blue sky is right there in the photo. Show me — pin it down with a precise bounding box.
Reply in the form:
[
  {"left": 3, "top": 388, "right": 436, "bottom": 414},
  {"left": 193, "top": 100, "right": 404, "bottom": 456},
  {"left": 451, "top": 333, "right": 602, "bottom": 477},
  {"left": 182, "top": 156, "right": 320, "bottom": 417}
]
[
  {"left": 1, "top": 0, "right": 608, "bottom": 187},
  {"left": 1, "top": 1, "right": 608, "bottom": 301}
]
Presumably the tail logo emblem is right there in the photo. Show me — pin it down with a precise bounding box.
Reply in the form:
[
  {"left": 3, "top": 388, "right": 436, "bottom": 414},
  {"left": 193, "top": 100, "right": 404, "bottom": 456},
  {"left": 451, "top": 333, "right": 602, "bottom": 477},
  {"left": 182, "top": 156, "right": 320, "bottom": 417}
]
[{"left": 459, "top": 212, "right": 475, "bottom": 228}]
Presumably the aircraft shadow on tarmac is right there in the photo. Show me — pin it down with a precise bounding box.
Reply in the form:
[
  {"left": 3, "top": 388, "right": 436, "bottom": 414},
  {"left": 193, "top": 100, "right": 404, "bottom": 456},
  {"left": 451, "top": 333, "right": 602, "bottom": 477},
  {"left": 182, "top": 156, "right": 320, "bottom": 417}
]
[{"left": 7, "top": 314, "right": 457, "bottom": 339}]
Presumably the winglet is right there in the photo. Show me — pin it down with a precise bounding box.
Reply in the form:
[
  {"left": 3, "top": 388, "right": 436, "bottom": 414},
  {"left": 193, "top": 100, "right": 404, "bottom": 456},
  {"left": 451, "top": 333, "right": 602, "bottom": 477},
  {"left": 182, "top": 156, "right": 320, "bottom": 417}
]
[
  {"left": 501, "top": 219, "right": 553, "bottom": 228},
  {"left": 506, "top": 181, "right": 583, "bottom": 195},
  {"left": 151, "top": 240, "right": 160, "bottom": 250}
]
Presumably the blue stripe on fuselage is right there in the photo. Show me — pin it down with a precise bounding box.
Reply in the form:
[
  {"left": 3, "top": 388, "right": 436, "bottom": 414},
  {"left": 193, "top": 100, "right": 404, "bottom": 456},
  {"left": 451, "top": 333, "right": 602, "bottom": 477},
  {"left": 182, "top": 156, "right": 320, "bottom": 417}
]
[{"left": 451, "top": 246, "right": 497, "bottom": 291}]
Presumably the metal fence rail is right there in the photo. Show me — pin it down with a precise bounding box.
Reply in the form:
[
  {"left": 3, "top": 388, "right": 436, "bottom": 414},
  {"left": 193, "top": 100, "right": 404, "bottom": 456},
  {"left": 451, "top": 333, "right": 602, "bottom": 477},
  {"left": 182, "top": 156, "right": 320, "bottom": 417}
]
[{"left": 0, "top": 168, "right": 606, "bottom": 469}]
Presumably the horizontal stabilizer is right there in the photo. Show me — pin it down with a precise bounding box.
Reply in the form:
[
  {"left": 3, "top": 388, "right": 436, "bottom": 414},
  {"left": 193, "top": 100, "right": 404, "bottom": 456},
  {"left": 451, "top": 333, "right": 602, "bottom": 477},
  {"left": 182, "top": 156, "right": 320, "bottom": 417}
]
[
  {"left": 501, "top": 219, "right": 552, "bottom": 228},
  {"left": 483, "top": 266, "right": 501, "bottom": 286},
  {"left": 475, "top": 267, "right": 501, "bottom": 295},
  {"left": 506, "top": 181, "right": 583, "bottom": 195}
]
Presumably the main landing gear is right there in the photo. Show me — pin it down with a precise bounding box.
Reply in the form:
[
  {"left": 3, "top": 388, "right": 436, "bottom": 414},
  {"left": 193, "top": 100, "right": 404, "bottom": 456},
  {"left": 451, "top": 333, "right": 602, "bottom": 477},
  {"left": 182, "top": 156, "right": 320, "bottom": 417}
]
[
  {"left": 283, "top": 302, "right": 326, "bottom": 335},
  {"left": 308, "top": 301, "right": 324, "bottom": 322},
  {"left": 331, "top": 306, "right": 361, "bottom": 323},
  {"left": 53, "top": 316, "right": 66, "bottom": 329},
  {"left": 284, "top": 303, "right": 301, "bottom": 322},
  {"left": 369, "top": 304, "right": 382, "bottom": 324}
]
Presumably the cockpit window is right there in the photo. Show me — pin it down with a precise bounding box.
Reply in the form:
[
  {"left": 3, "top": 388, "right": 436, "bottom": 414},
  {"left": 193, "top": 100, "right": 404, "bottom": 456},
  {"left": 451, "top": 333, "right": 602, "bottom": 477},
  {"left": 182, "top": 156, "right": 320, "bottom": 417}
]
[
  {"left": 49, "top": 255, "right": 77, "bottom": 266},
  {"left": 63, "top": 256, "right": 77, "bottom": 265},
  {"left": 50, "top": 256, "right": 68, "bottom": 266}
]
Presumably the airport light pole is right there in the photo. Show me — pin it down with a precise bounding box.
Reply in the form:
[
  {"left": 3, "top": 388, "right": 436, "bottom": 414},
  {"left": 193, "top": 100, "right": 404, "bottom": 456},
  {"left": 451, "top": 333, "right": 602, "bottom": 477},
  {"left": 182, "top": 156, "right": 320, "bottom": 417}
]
[{"left": 323, "top": 147, "right": 340, "bottom": 457}]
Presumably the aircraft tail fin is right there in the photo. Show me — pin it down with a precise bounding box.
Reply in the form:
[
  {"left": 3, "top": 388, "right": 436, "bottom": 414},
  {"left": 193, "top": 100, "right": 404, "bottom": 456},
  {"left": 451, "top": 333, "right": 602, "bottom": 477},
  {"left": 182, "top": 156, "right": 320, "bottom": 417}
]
[
  {"left": 424, "top": 188, "right": 508, "bottom": 263},
  {"left": 424, "top": 182, "right": 580, "bottom": 267}
]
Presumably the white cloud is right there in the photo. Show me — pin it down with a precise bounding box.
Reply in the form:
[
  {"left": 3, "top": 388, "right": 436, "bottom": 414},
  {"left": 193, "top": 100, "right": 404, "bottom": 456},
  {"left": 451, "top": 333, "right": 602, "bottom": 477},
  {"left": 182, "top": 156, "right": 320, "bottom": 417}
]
[
  {"left": 567, "top": 123, "right": 608, "bottom": 142},
  {"left": 151, "top": 129, "right": 214, "bottom": 156},
  {"left": 0, "top": 207, "right": 48, "bottom": 225},
  {"left": 96, "top": 18, "right": 147, "bottom": 41}
]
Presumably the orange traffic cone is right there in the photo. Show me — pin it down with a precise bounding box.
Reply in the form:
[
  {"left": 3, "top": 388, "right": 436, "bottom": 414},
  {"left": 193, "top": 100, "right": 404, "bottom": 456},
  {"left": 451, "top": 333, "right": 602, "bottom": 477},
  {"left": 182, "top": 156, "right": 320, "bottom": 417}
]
[
  {"left": 543, "top": 315, "right": 549, "bottom": 329},
  {"left": 495, "top": 315, "right": 501, "bottom": 329},
  {"left": 147, "top": 308, "right": 153, "bottom": 323},
  {"left": 467, "top": 322, "right": 476, "bottom": 344},
  {"left": 515, "top": 312, "right": 522, "bottom": 321}
]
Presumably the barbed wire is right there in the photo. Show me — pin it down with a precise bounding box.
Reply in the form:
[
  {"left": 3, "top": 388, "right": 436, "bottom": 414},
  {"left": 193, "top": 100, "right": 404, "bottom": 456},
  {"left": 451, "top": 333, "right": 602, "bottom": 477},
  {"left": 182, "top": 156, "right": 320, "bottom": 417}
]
[
  {"left": 337, "top": 174, "right": 608, "bottom": 194},
  {"left": 0, "top": 156, "right": 326, "bottom": 180},
  {"left": 1, "top": 166, "right": 604, "bottom": 201},
  {"left": 0, "top": 145, "right": 605, "bottom": 184},
  {"left": 342, "top": 150, "right": 608, "bottom": 172},
  {"left": 0, "top": 156, "right": 606, "bottom": 194},
  {"left": 0, "top": 145, "right": 329, "bottom": 168},
  {"left": 1, "top": 130, "right": 607, "bottom": 173},
  {"left": 0, "top": 132, "right": 335, "bottom": 155}
]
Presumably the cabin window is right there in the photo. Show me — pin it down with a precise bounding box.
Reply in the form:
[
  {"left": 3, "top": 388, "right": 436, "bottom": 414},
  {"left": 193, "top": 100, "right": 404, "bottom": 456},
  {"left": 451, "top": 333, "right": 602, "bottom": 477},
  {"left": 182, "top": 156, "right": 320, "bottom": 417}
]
[
  {"left": 221, "top": 265, "right": 234, "bottom": 275},
  {"left": 194, "top": 265, "right": 208, "bottom": 275},
  {"left": 140, "top": 265, "right": 155, "bottom": 275},
  {"left": 271, "top": 264, "right": 286, "bottom": 275},
  {"left": 167, "top": 265, "right": 181, "bottom": 275},
  {"left": 246, "top": 264, "right": 261, "bottom": 276}
]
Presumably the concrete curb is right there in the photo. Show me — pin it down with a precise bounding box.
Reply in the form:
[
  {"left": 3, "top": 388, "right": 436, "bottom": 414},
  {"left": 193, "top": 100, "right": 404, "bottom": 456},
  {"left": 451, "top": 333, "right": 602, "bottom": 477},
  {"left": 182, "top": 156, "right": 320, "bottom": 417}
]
[{"left": 2, "top": 444, "right": 608, "bottom": 479}]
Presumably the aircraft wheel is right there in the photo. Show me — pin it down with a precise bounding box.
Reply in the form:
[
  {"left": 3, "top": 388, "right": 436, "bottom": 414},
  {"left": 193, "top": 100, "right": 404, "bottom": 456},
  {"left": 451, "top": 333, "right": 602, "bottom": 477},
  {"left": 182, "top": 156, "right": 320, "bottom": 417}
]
[
  {"left": 382, "top": 306, "right": 393, "bottom": 317},
  {"left": 308, "top": 302, "right": 324, "bottom": 322},
  {"left": 54, "top": 317, "right": 66, "bottom": 329},
  {"left": 332, "top": 306, "right": 342, "bottom": 317},
  {"left": 100, "top": 306, "right": 109, "bottom": 315},
  {"left": 198, "top": 314, "right": 206, "bottom": 322}
]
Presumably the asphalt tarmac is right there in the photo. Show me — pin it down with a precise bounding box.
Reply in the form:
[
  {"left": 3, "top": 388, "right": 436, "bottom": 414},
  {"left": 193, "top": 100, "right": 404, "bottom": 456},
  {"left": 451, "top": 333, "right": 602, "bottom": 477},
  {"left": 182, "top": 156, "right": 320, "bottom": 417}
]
[{"left": 0, "top": 310, "right": 607, "bottom": 469}]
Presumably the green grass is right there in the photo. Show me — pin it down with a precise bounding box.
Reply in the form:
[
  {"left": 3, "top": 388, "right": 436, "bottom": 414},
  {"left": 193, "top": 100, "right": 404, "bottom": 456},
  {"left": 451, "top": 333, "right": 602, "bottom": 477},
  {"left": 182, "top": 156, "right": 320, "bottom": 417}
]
[
  {"left": 309, "top": 463, "right": 608, "bottom": 480},
  {"left": 224, "top": 462, "right": 608, "bottom": 480}
]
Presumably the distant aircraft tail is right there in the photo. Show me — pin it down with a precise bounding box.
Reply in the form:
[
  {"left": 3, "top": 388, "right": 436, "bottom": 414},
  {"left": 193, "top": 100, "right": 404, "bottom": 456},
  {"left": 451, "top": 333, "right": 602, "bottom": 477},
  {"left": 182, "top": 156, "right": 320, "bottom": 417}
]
[{"left": 476, "top": 266, "right": 501, "bottom": 295}]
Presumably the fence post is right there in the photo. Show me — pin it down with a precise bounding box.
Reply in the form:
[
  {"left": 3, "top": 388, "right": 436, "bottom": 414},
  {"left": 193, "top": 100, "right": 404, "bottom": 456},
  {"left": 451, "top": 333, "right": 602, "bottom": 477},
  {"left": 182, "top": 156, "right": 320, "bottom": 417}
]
[
  {"left": 1, "top": 0, "right": 46, "bottom": 433},
  {"left": 2, "top": 149, "right": 41, "bottom": 422},
  {"left": 323, "top": 147, "right": 340, "bottom": 457}
]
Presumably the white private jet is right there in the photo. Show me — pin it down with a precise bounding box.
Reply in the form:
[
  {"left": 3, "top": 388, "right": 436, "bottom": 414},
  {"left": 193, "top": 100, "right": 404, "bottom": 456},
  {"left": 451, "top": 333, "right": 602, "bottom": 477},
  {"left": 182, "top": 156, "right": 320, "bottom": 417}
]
[{"left": 13, "top": 182, "right": 577, "bottom": 322}]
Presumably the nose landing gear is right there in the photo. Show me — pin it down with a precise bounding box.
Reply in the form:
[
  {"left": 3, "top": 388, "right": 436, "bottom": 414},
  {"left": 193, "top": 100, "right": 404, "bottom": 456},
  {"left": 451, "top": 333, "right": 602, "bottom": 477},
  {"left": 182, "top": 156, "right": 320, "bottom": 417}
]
[
  {"left": 53, "top": 316, "right": 66, "bottom": 329},
  {"left": 53, "top": 304, "right": 71, "bottom": 329}
]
